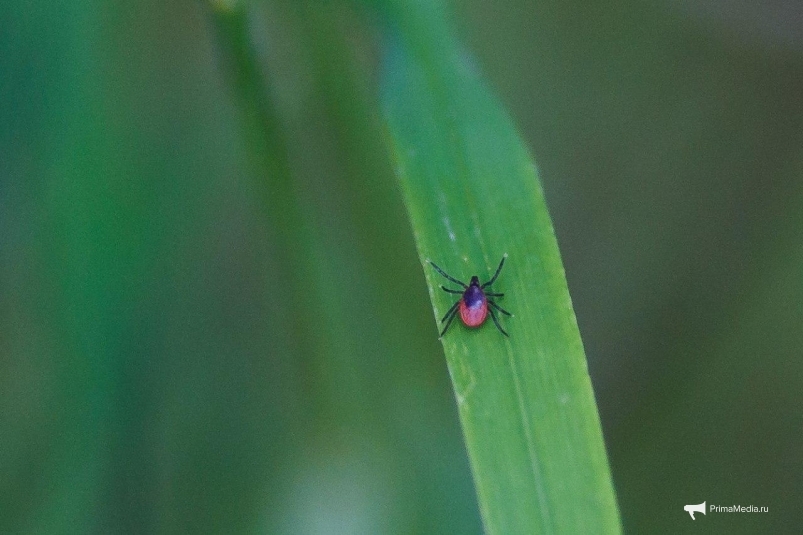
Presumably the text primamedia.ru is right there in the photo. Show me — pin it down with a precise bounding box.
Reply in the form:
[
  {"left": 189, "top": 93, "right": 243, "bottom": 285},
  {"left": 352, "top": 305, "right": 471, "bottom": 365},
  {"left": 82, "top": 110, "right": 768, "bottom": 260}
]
[{"left": 710, "top": 504, "right": 768, "bottom": 513}]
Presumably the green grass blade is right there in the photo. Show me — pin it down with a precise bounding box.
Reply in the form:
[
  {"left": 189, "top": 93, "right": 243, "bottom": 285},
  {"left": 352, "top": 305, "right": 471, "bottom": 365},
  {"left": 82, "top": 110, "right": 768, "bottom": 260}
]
[{"left": 380, "top": 8, "right": 621, "bottom": 535}]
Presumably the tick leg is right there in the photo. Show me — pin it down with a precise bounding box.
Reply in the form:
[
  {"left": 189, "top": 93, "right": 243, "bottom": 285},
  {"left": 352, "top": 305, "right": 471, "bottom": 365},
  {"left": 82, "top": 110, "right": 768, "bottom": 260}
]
[
  {"left": 489, "top": 300, "right": 511, "bottom": 316},
  {"left": 429, "top": 261, "right": 468, "bottom": 288},
  {"left": 482, "top": 254, "right": 507, "bottom": 288},
  {"left": 485, "top": 292, "right": 504, "bottom": 297},
  {"left": 440, "top": 300, "right": 460, "bottom": 323},
  {"left": 440, "top": 307, "right": 460, "bottom": 338},
  {"left": 488, "top": 307, "right": 509, "bottom": 337},
  {"left": 440, "top": 285, "right": 463, "bottom": 294}
]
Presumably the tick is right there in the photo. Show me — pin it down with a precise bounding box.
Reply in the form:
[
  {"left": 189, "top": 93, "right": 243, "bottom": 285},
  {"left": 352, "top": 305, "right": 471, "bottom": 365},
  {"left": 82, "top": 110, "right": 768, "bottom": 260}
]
[{"left": 428, "top": 255, "right": 511, "bottom": 337}]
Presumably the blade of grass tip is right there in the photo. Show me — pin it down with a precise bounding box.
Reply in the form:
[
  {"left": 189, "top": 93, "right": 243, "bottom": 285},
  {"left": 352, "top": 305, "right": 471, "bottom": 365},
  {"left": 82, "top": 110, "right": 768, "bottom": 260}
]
[{"left": 378, "top": 2, "right": 621, "bottom": 534}]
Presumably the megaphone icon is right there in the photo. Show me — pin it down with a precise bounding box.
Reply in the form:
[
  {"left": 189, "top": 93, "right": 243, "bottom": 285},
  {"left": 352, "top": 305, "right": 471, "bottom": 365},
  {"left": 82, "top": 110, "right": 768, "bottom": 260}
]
[{"left": 684, "top": 501, "right": 706, "bottom": 520}]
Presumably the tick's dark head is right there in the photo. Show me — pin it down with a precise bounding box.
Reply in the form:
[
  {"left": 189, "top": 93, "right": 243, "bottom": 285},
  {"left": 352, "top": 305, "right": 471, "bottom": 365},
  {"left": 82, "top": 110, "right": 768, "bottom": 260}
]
[{"left": 469, "top": 275, "right": 480, "bottom": 287}]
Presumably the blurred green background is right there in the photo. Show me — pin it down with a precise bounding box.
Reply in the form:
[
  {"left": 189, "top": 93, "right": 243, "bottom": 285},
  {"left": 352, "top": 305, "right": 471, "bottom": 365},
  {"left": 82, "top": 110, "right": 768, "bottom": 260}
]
[{"left": 2, "top": 0, "right": 801, "bottom": 533}]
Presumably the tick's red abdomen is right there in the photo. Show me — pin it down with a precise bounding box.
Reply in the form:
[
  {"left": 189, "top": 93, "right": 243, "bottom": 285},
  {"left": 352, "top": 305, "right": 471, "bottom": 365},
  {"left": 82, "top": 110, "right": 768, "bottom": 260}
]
[{"left": 459, "top": 285, "right": 488, "bottom": 327}]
